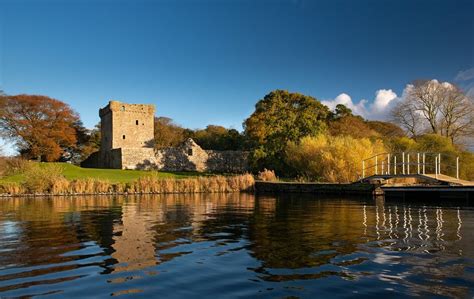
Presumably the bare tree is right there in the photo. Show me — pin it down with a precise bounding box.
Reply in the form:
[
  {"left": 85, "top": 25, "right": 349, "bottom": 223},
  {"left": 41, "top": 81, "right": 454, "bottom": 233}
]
[
  {"left": 391, "top": 100, "right": 423, "bottom": 137},
  {"left": 408, "top": 80, "right": 445, "bottom": 134},
  {"left": 439, "top": 85, "right": 474, "bottom": 142},
  {"left": 392, "top": 79, "right": 474, "bottom": 143}
]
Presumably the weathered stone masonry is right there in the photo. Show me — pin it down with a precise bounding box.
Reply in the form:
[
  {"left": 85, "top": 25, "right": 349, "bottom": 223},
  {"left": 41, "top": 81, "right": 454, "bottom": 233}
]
[{"left": 81, "top": 101, "right": 249, "bottom": 172}]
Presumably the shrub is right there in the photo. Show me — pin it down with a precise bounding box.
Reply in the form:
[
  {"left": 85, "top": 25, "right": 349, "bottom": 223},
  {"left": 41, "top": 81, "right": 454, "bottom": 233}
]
[
  {"left": 2, "top": 157, "right": 34, "bottom": 176},
  {"left": 285, "top": 134, "right": 387, "bottom": 182},
  {"left": 257, "top": 169, "right": 277, "bottom": 181},
  {"left": 23, "top": 163, "right": 64, "bottom": 193}
]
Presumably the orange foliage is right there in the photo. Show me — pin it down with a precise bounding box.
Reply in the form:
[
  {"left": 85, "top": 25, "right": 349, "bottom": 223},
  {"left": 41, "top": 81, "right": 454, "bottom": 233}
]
[{"left": 0, "top": 94, "right": 79, "bottom": 161}]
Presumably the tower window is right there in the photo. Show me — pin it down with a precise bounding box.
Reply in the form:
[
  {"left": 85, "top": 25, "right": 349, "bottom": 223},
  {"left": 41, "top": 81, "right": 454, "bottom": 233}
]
[
  {"left": 136, "top": 120, "right": 139, "bottom": 125},
  {"left": 121, "top": 106, "right": 125, "bottom": 111},
  {"left": 187, "top": 148, "right": 193, "bottom": 156},
  {"left": 123, "top": 135, "right": 126, "bottom": 140}
]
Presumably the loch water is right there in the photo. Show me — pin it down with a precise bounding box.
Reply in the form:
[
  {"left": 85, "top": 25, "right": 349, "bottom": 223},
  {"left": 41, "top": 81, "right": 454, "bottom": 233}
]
[{"left": 0, "top": 194, "right": 473, "bottom": 298}]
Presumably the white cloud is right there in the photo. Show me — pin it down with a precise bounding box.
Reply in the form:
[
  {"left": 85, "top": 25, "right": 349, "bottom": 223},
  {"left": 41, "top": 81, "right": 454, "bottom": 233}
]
[
  {"left": 322, "top": 89, "right": 400, "bottom": 120},
  {"left": 371, "top": 89, "right": 398, "bottom": 117},
  {"left": 321, "top": 93, "right": 368, "bottom": 116}
]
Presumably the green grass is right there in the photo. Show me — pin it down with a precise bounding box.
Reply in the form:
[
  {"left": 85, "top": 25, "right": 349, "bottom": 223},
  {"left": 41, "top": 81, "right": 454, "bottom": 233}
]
[{"left": 0, "top": 162, "right": 207, "bottom": 184}]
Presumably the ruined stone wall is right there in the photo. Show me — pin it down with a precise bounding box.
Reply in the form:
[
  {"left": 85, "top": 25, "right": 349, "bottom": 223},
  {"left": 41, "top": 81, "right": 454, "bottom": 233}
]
[
  {"left": 100, "top": 149, "right": 123, "bottom": 169},
  {"left": 205, "top": 150, "right": 249, "bottom": 173},
  {"left": 121, "top": 148, "right": 157, "bottom": 170}
]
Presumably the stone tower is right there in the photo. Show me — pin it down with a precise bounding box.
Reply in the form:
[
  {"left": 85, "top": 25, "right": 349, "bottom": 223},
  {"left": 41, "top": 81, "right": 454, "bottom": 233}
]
[{"left": 99, "top": 101, "right": 155, "bottom": 151}]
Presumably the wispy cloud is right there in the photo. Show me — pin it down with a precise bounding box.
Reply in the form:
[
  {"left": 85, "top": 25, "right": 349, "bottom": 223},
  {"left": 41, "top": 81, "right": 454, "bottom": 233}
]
[
  {"left": 455, "top": 67, "right": 474, "bottom": 81},
  {"left": 455, "top": 67, "right": 474, "bottom": 97}
]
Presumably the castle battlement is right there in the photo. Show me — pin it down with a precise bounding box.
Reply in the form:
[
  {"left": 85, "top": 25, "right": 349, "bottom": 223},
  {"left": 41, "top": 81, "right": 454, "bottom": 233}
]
[{"left": 99, "top": 101, "right": 155, "bottom": 118}]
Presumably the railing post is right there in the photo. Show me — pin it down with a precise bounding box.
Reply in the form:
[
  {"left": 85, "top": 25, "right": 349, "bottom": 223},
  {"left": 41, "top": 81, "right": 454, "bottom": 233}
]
[
  {"left": 423, "top": 153, "right": 426, "bottom": 174},
  {"left": 382, "top": 161, "right": 385, "bottom": 175},
  {"left": 375, "top": 156, "right": 378, "bottom": 175},
  {"left": 362, "top": 160, "right": 365, "bottom": 178},
  {"left": 387, "top": 154, "right": 390, "bottom": 175},
  {"left": 407, "top": 153, "right": 410, "bottom": 174},
  {"left": 402, "top": 152, "right": 405, "bottom": 175},
  {"left": 438, "top": 153, "right": 441, "bottom": 175},
  {"left": 417, "top": 153, "right": 420, "bottom": 174},
  {"left": 394, "top": 156, "right": 397, "bottom": 175},
  {"left": 456, "top": 156, "right": 459, "bottom": 179}
]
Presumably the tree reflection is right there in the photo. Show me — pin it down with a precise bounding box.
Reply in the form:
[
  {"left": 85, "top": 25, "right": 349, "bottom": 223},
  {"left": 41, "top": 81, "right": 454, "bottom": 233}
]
[{"left": 0, "top": 194, "right": 473, "bottom": 298}]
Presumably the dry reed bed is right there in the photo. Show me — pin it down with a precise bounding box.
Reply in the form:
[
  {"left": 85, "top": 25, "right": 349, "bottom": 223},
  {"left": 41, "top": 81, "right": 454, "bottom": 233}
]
[{"left": 0, "top": 174, "right": 255, "bottom": 196}]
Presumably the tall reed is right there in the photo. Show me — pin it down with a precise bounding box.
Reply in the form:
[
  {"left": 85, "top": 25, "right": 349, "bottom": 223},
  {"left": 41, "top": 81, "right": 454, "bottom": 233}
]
[{"left": 0, "top": 173, "right": 255, "bottom": 195}]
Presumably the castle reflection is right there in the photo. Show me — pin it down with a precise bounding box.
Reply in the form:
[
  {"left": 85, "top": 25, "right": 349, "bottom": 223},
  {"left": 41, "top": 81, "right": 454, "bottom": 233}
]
[{"left": 0, "top": 194, "right": 472, "bottom": 297}]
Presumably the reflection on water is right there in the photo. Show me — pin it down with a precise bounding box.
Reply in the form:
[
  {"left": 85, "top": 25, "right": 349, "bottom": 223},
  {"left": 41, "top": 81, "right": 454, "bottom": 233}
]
[{"left": 0, "top": 194, "right": 473, "bottom": 298}]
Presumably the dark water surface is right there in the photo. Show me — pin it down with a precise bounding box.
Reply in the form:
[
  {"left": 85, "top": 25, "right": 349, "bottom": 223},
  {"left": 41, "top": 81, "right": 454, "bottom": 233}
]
[{"left": 0, "top": 194, "right": 473, "bottom": 298}]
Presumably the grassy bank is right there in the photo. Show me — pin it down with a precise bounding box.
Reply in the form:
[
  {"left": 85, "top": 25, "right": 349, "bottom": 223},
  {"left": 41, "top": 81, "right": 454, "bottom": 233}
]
[
  {"left": 0, "top": 161, "right": 255, "bottom": 196},
  {"left": 0, "top": 162, "right": 205, "bottom": 184}
]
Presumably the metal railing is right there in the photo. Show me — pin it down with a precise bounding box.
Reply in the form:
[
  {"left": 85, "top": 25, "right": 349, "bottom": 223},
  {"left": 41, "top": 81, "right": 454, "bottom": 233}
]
[{"left": 361, "top": 152, "right": 460, "bottom": 179}]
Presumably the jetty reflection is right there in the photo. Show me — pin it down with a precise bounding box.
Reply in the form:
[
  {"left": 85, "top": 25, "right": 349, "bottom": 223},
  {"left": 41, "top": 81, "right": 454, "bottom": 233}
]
[{"left": 0, "top": 194, "right": 473, "bottom": 298}]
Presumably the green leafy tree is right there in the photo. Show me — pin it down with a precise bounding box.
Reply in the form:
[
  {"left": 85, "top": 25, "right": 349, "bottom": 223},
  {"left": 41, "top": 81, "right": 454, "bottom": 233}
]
[
  {"left": 191, "top": 125, "right": 247, "bottom": 150},
  {"left": 244, "top": 90, "right": 329, "bottom": 173},
  {"left": 334, "top": 104, "right": 353, "bottom": 118},
  {"left": 154, "top": 117, "right": 186, "bottom": 148}
]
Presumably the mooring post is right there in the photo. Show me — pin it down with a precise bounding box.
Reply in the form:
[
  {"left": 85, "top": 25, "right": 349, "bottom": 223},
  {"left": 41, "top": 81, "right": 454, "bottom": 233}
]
[
  {"left": 423, "top": 153, "right": 426, "bottom": 174},
  {"left": 394, "top": 156, "right": 397, "bottom": 175},
  {"left": 456, "top": 156, "right": 459, "bottom": 179},
  {"left": 435, "top": 156, "right": 438, "bottom": 179},
  {"left": 407, "top": 153, "right": 410, "bottom": 174},
  {"left": 402, "top": 152, "right": 405, "bottom": 174},
  {"left": 387, "top": 154, "right": 390, "bottom": 175},
  {"left": 417, "top": 153, "right": 420, "bottom": 174},
  {"left": 382, "top": 161, "right": 384, "bottom": 175},
  {"left": 375, "top": 156, "right": 378, "bottom": 175}
]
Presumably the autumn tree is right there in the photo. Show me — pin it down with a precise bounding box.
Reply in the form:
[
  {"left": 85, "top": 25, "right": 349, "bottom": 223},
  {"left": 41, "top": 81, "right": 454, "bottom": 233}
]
[
  {"left": 329, "top": 116, "right": 376, "bottom": 138},
  {"left": 366, "top": 121, "right": 405, "bottom": 138},
  {"left": 244, "top": 90, "right": 329, "bottom": 173},
  {"left": 69, "top": 121, "right": 101, "bottom": 163},
  {"left": 0, "top": 94, "right": 79, "bottom": 161},
  {"left": 154, "top": 117, "right": 187, "bottom": 148}
]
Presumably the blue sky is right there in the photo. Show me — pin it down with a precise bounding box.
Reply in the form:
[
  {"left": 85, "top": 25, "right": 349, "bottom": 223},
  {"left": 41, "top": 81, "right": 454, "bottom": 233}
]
[{"left": 1, "top": 0, "right": 473, "bottom": 154}]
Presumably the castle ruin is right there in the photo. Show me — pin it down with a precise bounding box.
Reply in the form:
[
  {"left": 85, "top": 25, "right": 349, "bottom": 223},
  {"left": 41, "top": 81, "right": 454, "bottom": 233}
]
[{"left": 81, "top": 101, "right": 248, "bottom": 172}]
